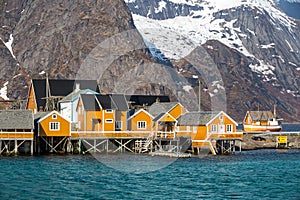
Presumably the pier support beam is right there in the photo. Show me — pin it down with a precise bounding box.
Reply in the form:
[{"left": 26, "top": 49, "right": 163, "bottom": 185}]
[
  {"left": 14, "top": 140, "right": 18, "bottom": 154},
  {"left": 31, "top": 140, "right": 34, "bottom": 155}
]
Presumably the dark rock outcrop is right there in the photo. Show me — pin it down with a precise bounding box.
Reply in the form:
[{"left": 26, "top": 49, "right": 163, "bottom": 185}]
[{"left": 0, "top": 0, "right": 157, "bottom": 105}]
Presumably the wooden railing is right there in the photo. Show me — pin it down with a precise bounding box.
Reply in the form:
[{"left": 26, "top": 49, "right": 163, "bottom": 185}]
[
  {"left": 71, "top": 131, "right": 152, "bottom": 139},
  {"left": 209, "top": 132, "right": 243, "bottom": 140},
  {"left": 0, "top": 132, "right": 34, "bottom": 140}
]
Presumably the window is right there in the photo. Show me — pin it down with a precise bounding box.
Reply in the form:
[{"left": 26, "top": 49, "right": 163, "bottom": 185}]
[
  {"left": 115, "top": 121, "right": 122, "bottom": 130},
  {"left": 105, "top": 119, "right": 113, "bottom": 123},
  {"left": 52, "top": 114, "right": 57, "bottom": 119},
  {"left": 105, "top": 109, "right": 113, "bottom": 113},
  {"left": 50, "top": 122, "right": 60, "bottom": 131},
  {"left": 211, "top": 124, "right": 217, "bottom": 132},
  {"left": 137, "top": 121, "right": 146, "bottom": 129},
  {"left": 219, "top": 115, "right": 223, "bottom": 122},
  {"left": 226, "top": 124, "right": 233, "bottom": 132},
  {"left": 193, "top": 126, "right": 197, "bottom": 133}
]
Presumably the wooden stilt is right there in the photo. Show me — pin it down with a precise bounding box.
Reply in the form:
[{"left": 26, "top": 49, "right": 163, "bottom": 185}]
[
  {"left": 240, "top": 140, "right": 242, "bottom": 152},
  {"left": 50, "top": 137, "right": 54, "bottom": 153},
  {"left": 31, "top": 140, "right": 34, "bottom": 155},
  {"left": 14, "top": 140, "right": 18, "bottom": 154}
]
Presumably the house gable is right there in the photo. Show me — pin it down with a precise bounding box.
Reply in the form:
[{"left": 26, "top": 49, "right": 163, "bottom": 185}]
[
  {"left": 29, "top": 79, "right": 100, "bottom": 112},
  {"left": 127, "top": 109, "right": 153, "bottom": 131},
  {"left": 38, "top": 111, "right": 70, "bottom": 137},
  {"left": 26, "top": 83, "right": 37, "bottom": 112}
]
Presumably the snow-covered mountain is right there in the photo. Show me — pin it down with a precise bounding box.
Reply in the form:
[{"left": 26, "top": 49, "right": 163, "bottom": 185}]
[{"left": 125, "top": 0, "right": 300, "bottom": 121}]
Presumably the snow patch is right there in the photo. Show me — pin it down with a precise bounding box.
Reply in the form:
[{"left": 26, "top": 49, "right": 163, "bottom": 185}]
[
  {"left": 183, "top": 85, "right": 193, "bottom": 92},
  {"left": 247, "top": 28, "right": 256, "bottom": 36},
  {"left": 272, "top": 55, "right": 285, "bottom": 63},
  {"left": 39, "top": 71, "right": 46, "bottom": 75},
  {"left": 285, "top": 40, "right": 294, "bottom": 52},
  {"left": 1, "top": 34, "right": 16, "bottom": 59},
  {"left": 0, "top": 81, "right": 9, "bottom": 100},
  {"left": 13, "top": 74, "right": 21, "bottom": 79},
  {"left": 261, "top": 43, "right": 275, "bottom": 49},
  {"left": 249, "top": 61, "right": 277, "bottom": 82},
  {"left": 155, "top": 1, "right": 167, "bottom": 13},
  {"left": 288, "top": 62, "right": 297, "bottom": 67}
]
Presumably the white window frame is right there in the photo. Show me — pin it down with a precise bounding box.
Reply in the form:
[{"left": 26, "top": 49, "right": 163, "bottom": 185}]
[
  {"left": 105, "top": 109, "right": 113, "bottom": 113},
  {"left": 137, "top": 121, "right": 146, "bottom": 129},
  {"left": 49, "top": 122, "right": 60, "bottom": 131},
  {"left": 193, "top": 126, "right": 197, "bottom": 133},
  {"left": 52, "top": 114, "right": 57, "bottom": 119},
  {"left": 105, "top": 119, "right": 113, "bottom": 123},
  {"left": 226, "top": 124, "right": 233, "bottom": 133},
  {"left": 115, "top": 121, "right": 122, "bottom": 130},
  {"left": 211, "top": 124, "right": 217, "bottom": 133}
]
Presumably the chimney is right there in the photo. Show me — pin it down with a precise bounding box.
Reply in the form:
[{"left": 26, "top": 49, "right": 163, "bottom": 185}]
[{"left": 75, "top": 83, "right": 80, "bottom": 92}]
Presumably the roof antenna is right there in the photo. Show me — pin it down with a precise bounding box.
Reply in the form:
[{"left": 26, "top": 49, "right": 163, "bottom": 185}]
[
  {"left": 273, "top": 104, "right": 277, "bottom": 118},
  {"left": 198, "top": 79, "right": 201, "bottom": 112},
  {"left": 44, "top": 73, "right": 51, "bottom": 111}
]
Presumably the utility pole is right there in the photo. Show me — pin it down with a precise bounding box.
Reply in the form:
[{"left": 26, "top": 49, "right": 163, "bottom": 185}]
[{"left": 198, "top": 79, "right": 201, "bottom": 112}]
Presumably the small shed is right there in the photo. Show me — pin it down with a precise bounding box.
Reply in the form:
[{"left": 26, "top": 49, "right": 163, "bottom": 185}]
[
  {"left": 36, "top": 111, "right": 71, "bottom": 137},
  {"left": 0, "top": 110, "right": 34, "bottom": 155}
]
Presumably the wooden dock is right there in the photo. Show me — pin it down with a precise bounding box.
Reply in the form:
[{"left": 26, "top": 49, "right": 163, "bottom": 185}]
[{"left": 149, "top": 151, "right": 191, "bottom": 158}]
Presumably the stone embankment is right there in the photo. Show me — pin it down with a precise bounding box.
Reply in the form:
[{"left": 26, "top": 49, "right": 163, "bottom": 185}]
[{"left": 242, "top": 133, "right": 300, "bottom": 150}]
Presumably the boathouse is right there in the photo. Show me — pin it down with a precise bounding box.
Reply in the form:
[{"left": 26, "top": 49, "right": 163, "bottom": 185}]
[
  {"left": 177, "top": 111, "right": 243, "bottom": 155},
  {"left": 0, "top": 110, "right": 34, "bottom": 155},
  {"left": 35, "top": 111, "right": 71, "bottom": 154}
]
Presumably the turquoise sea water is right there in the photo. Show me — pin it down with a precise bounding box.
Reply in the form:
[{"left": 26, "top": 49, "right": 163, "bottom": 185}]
[{"left": 0, "top": 149, "right": 299, "bottom": 199}]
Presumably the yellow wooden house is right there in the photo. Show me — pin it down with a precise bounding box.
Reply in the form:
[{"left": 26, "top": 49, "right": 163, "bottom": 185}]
[
  {"left": 35, "top": 110, "right": 71, "bottom": 153},
  {"left": 152, "top": 112, "right": 177, "bottom": 138},
  {"left": 76, "top": 94, "right": 114, "bottom": 133},
  {"left": 127, "top": 109, "right": 154, "bottom": 132},
  {"left": 177, "top": 111, "right": 242, "bottom": 155},
  {"left": 36, "top": 111, "right": 71, "bottom": 137},
  {"left": 149, "top": 102, "right": 186, "bottom": 120}
]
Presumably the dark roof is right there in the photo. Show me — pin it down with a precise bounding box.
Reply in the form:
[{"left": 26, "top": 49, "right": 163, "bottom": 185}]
[
  {"left": 31, "top": 79, "right": 100, "bottom": 110},
  {"left": 110, "top": 94, "right": 129, "bottom": 111},
  {"left": 149, "top": 102, "right": 179, "bottom": 117},
  {"left": 59, "top": 89, "right": 99, "bottom": 103},
  {"left": 177, "top": 112, "right": 219, "bottom": 126},
  {"left": 80, "top": 94, "right": 100, "bottom": 111},
  {"left": 249, "top": 111, "right": 274, "bottom": 121},
  {"left": 34, "top": 112, "right": 51, "bottom": 121},
  {"left": 0, "top": 110, "right": 34, "bottom": 130},
  {"left": 95, "top": 95, "right": 117, "bottom": 110},
  {"left": 125, "top": 95, "right": 170, "bottom": 107},
  {"left": 153, "top": 112, "right": 166, "bottom": 122}
]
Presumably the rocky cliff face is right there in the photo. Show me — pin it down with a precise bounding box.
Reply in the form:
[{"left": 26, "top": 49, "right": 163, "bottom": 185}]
[
  {"left": 125, "top": 0, "right": 300, "bottom": 122},
  {"left": 0, "top": 0, "right": 156, "bottom": 102}
]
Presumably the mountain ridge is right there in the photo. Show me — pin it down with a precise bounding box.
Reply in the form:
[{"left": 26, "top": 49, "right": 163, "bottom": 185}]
[{"left": 125, "top": 0, "right": 300, "bottom": 122}]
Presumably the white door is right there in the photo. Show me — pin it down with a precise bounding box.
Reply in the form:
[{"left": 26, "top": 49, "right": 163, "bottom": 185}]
[{"left": 219, "top": 125, "right": 224, "bottom": 133}]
